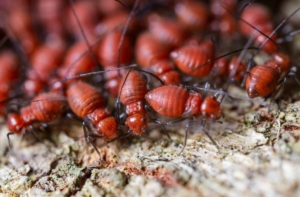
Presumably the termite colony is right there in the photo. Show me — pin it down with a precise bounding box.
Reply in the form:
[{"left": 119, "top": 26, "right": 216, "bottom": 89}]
[{"left": 0, "top": 0, "right": 299, "bottom": 162}]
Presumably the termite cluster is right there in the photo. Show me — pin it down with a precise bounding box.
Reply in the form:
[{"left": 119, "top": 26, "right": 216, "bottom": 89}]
[{"left": 0, "top": 0, "right": 299, "bottom": 161}]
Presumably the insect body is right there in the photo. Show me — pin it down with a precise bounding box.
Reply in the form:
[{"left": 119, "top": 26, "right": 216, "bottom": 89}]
[
  {"left": 7, "top": 92, "right": 65, "bottom": 134},
  {"left": 245, "top": 53, "right": 291, "bottom": 98},
  {"left": 145, "top": 85, "right": 222, "bottom": 120},
  {"left": 239, "top": 3, "right": 277, "bottom": 54},
  {"left": 24, "top": 44, "right": 64, "bottom": 96},
  {"left": 170, "top": 44, "right": 214, "bottom": 77},
  {"left": 135, "top": 32, "right": 180, "bottom": 85},
  {"left": 120, "top": 71, "right": 148, "bottom": 135},
  {"left": 66, "top": 80, "right": 118, "bottom": 141}
]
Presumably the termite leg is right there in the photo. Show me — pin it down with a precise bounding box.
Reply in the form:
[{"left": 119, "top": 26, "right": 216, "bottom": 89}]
[
  {"left": 202, "top": 125, "right": 220, "bottom": 153},
  {"left": 28, "top": 125, "right": 56, "bottom": 154},
  {"left": 7, "top": 132, "right": 16, "bottom": 157},
  {"left": 152, "top": 118, "right": 173, "bottom": 142},
  {"left": 178, "top": 119, "right": 196, "bottom": 155},
  {"left": 83, "top": 121, "right": 103, "bottom": 165}
]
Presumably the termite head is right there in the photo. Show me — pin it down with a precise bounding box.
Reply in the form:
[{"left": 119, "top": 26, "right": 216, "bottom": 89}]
[
  {"left": 125, "top": 114, "right": 148, "bottom": 135},
  {"left": 201, "top": 96, "right": 222, "bottom": 120},
  {"left": 96, "top": 117, "right": 119, "bottom": 141},
  {"left": 246, "top": 86, "right": 260, "bottom": 98},
  {"left": 7, "top": 113, "right": 24, "bottom": 134},
  {"left": 272, "top": 52, "right": 290, "bottom": 73},
  {"left": 87, "top": 109, "right": 119, "bottom": 142}
]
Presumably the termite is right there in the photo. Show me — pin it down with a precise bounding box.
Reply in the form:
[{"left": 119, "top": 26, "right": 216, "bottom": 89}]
[
  {"left": 245, "top": 52, "right": 292, "bottom": 98},
  {"left": 239, "top": 3, "right": 277, "bottom": 54},
  {"left": 148, "top": 13, "right": 187, "bottom": 50},
  {"left": 6, "top": 92, "right": 66, "bottom": 154},
  {"left": 66, "top": 80, "right": 119, "bottom": 161},
  {"left": 23, "top": 43, "right": 65, "bottom": 97},
  {"left": 210, "top": 0, "right": 238, "bottom": 35},
  {"left": 145, "top": 85, "right": 223, "bottom": 153},
  {"left": 239, "top": 4, "right": 300, "bottom": 98},
  {"left": 119, "top": 70, "right": 148, "bottom": 135},
  {"left": 135, "top": 32, "right": 180, "bottom": 85}
]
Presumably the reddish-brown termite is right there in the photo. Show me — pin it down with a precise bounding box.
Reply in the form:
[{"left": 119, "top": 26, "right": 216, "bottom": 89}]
[
  {"left": 148, "top": 13, "right": 187, "bottom": 50},
  {"left": 119, "top": 70, "right": 148, "bottom": 135},
  {"left": 23, "top": 44, "right": 65, "bottom": 97},
  {"left": 6, "top": 92, "right": 66, "bottom": 154},
  {"left": 210, "top": 0, "right": 238, "bottom": 35},
  {"left": 239, "top": 4, "right": 300, "bottom": 98},
  {"left": 135, "top": 32, "right": 181, "bottom": 85},
  {"left": 66, "top": 80, "right": 120, "bottom": 162},
  {"left": 145, "top": 85, "right": 223, "bottom": 153},
  {"left": 245, "top": 52, "right": 294, "bottom": 98}
]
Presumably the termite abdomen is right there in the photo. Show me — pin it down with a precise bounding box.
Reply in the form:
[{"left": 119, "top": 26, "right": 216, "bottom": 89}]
[
  {"left": 99, "top": 31, "right": 132, "bottom": 67},
  {"left": 170, "top": 45, "right": 213, "bottom": 77},
  {"left": 201, "top": 96, "right": 222, "bottom": 120},
  {"left": 145, "top": 85, "right": 202, "bottom": 118},
  {"left": 246, "top": 62, "right": 280, "bottom": 98}
]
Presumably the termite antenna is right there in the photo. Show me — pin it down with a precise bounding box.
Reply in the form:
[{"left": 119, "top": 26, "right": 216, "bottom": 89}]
[
  {"left": 9, "top": 96, "right": 66, "bottom": 107},
  {"left": 276, "top": 29, "right": 300, "bottom": 44},
  {"left": 115, "top": 69, "right": 132, "bottom": 126},
  {"left": 237, "top": 0, "right": 256, "bottom": 15},
  {"left": 62, "top": 64, "right": 137, "bottom": 82},
  {"left": 136, "top": 69, "right": 164, "bottom": 85},
  {"left": 0, "top": 34, "right": 8, "bottom": 46},
  {"left": 117, "top": 0, "right": 140, "bottom": 76},
  {"left": 202, "top": 122, "right": 220, "bottom": 152},
  {"left": 256, "top": 6, "right": 300, "bottom": 54},
  {"left": 178, "top": 119, "right": 219, "bottom": 155},
  {"left": 68, "top": 0, "right": 101, "bottom": 70},
  {"left": 62, "top": 22, "right": 126, "bottom": 79},
  {"left": 217, "top": 1, "right": 278, "bottom": 48},
  {"left": 225, "top": 32, "right": 256, "bottom": 93},
  {"left": 186, "top": 86, "right": 251, "bottom": 101},
  {"left": 182, "top": 47, "right": 259, "bottom": 81},
  {"left": 115, "top": 0, "right": 130, "bottom": 10},
  {"left": 97, "top": 133, "right": 130, "bottom": 149}
]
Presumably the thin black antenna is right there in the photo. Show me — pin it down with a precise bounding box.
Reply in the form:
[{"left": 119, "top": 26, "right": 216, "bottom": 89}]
[
  {"left": 256, "top": 7, "right": 300, "bottom": 54},
  {"left": 68, "top": 0, "right": 101, "bottom": 70},
  {"left": 117, "top": 0, "right": 140, "bottom": 76},
  {"left": 218, "top": 1, "right": 278, "bottom": 48},
  {"left": 182, "top": 47, "right": 259, "bottom": 81}
]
